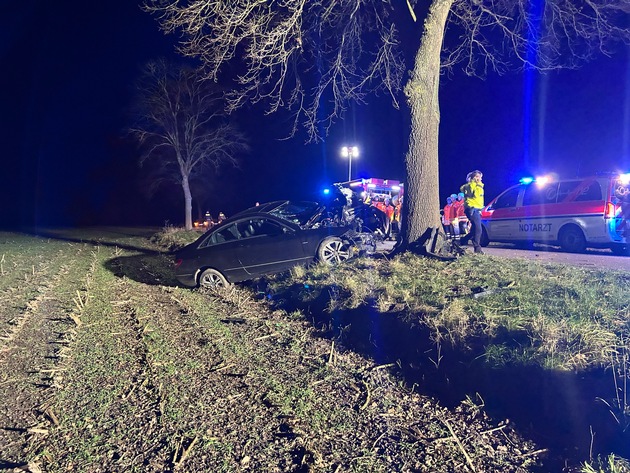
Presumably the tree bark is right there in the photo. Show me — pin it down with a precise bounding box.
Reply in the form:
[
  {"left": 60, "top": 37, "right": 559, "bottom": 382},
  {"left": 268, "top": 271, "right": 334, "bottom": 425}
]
[
  {"left": 400, "top": 0, "right": 454, "bottom": 250},
  {"left": 182, "top": 175, "right": 193, "bottom": 230}
]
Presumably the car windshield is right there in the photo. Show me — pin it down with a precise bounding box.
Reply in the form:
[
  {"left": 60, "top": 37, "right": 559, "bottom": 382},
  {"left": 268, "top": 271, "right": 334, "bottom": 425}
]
[{"left": 269, "top": 201, "right": 321, "bottom": 226}]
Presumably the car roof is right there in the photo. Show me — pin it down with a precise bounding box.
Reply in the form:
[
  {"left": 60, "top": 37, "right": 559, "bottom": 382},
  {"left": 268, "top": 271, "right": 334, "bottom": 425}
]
[{"left": 231, "top": 201, "right": 288, "bottom": 218}]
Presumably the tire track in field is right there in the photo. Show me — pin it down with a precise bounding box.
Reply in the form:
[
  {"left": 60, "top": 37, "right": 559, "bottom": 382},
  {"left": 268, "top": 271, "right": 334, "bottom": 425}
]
[
  {"left": 114, "top": 283, "right": 261, "bottom": 471},
  {"left": 139, "top": 286, "right": 321, "bottom": 472},
  {"left": 0, "top": 245, "right": 94, "bottom": 466},
  {"left": 112, "top": 281, "right": 227, "bottom": 472},
  {"left": 0, "top": 248, "right": 73, "bottom": 349},
  {"left": 34, "top": 266, "right": 174, "bottom": 472}
]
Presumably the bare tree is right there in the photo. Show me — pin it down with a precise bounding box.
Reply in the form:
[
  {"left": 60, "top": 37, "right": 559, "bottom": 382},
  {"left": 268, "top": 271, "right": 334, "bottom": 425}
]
[
  {"left": 144, "top": 0, "right": 630, "bottom": 251},
  {"left": 130, "top": 59, "right": 248, "bottom": 230}
]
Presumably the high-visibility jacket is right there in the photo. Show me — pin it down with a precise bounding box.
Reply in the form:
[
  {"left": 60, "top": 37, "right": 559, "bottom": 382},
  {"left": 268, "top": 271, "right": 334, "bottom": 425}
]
[{"left": 460, "top": 181, "right": 485, "bottom": 209}]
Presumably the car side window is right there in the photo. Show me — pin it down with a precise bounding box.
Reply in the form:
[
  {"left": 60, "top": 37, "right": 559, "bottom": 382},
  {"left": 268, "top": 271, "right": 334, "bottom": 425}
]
[
  {"left": 236, "top": 218, "right": 288, "bottom": 239},
  {"left": 199, "top": 223, "right": 241, "bottom": 247},
  {"left": 557, "top": 180, "right": 602, "bottom": 202},
  {"left": 491, "top": 187, "right": 520, "bottom": 209},
  {"left": 522, "top": 183, "right": 559, "bottom": 206},
  {"left": 255, "top": 218, "right": 287, "bottom": 237}
]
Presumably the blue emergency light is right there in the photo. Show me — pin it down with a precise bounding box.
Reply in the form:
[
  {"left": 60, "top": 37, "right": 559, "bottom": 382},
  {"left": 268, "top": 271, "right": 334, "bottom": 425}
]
[
  {"left": 323, "top": 188, "right": 330, "bottom": 195},
  {"left": 519, "top": 177, "right": 534, "bottom": 184}
]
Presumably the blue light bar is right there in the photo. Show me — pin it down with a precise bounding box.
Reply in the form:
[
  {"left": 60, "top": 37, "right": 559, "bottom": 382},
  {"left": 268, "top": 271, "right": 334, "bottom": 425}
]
[
  {"left": 519, "top": 177, "right": 534, "bottom": 184},
  {"left": 323, "top": 188, "right": 330, "bottom": 195}
]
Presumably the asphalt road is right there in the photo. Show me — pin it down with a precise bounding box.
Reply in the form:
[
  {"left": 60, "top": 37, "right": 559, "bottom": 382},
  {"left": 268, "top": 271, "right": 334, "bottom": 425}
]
[
  {"left": 377, "top": 240, "right": 630, "bottom": 272},
  {"left": 482, "top": 243, "right": 630, "bottom": 272}
]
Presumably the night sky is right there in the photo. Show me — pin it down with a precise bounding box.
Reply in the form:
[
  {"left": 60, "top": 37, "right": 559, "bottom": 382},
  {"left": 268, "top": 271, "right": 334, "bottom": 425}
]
[{"left": 2, "top": 1, "right": 630, "bottom": 228}]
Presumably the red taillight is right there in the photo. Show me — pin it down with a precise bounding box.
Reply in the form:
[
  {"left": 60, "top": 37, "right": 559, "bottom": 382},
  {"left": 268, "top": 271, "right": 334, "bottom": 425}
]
[
  {"left": 605, "top": 202, "right": 616, "bottom": 219},
  {"left": 174, "top": 258, "right": 183, "bottom": 268}
]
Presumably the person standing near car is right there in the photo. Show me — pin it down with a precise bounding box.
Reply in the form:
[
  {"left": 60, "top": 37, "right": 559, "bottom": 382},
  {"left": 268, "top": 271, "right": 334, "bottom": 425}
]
[
  {"left": 460, "top": 170, "right": 485, "bottom": 254},
  {"left": 442, "top": 196, "right": 455, "bottom": 239},
  {"left": 454, "top": 193, "right": 469, "bottom": 237}
]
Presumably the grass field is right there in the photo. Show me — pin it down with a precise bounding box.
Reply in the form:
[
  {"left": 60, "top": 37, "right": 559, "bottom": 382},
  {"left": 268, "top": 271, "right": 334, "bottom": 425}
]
[{"left": 1, "top": 227, "right": 629, "bottom": 472}]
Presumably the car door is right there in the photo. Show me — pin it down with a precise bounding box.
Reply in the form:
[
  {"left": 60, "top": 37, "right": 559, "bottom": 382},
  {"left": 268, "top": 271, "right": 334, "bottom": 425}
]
[
  {"left": 518, "top": 182, "right": 560, "bottom": 241},
  {"left": 483, "top": 186, "right": 522, "bottom": 241},
  {"left": 235, "top": 217, "right": 311, "bottom": 276},
  {"left": 195, "top": 223, "right": 249, "bottom": 282}
]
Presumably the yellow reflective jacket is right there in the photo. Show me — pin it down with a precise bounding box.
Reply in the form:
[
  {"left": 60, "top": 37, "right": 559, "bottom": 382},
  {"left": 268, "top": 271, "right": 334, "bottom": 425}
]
[{"left": 460, "top": 181, "right": 485, "bottom": 209}]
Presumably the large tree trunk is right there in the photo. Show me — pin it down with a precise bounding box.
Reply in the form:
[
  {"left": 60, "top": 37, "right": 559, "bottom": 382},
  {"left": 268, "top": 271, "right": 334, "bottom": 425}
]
[
  {"left": 182, "top": 175, "right": 193, "bottom": 230},
  {"left": 400, "top": 0, "right": 453, "bottom": 250}
]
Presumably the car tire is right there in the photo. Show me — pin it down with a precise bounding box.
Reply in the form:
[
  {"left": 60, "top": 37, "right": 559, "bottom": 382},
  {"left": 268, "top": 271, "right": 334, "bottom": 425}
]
[
  {"left": 199, "top": 268, "right": 229, "bottom": 288},
  {"left": 318, "top": 237, "right": 352, "bottom": 265},
  {"left": 558, "top": 225, "right": 586, "bottom": 253}
]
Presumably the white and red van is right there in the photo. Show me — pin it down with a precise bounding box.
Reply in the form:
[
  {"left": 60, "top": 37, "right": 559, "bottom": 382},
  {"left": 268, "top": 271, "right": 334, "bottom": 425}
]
[{"left": 480, "top": 173, "right": 630, "bottom": 254}]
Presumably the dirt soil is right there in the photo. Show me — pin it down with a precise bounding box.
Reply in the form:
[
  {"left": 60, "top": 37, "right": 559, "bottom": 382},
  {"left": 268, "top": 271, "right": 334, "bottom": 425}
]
[{"left": 0, "top": 228, "right": 543, "bottom": 472}]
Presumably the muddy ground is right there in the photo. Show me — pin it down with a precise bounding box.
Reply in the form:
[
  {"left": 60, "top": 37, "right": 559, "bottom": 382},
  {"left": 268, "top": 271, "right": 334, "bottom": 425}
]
[{"left": 0, "top": 228, "right": 563, "bottom": 472}]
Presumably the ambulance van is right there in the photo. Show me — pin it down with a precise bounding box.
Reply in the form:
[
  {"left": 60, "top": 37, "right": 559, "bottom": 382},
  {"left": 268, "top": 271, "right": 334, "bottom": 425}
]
[{"left": 480, "top": 173, "right": 630, "bottom": 254}]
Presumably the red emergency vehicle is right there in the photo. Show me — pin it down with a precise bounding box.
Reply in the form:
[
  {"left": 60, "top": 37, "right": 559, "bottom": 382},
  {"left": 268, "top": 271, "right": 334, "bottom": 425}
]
[{"left": 481, "top": 173, "right": 630, "bottom": 254}]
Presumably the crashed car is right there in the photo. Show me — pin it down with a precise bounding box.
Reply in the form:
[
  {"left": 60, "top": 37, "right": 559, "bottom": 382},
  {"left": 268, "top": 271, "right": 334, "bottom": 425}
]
[{"left": 174, "top": 200, "right": 375, "bottom": 288}]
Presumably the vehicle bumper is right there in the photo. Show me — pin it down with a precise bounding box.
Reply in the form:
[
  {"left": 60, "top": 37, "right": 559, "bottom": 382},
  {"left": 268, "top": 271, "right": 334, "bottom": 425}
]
[{"left": 175, "top": 272, "right": 197, "bottom": 287}]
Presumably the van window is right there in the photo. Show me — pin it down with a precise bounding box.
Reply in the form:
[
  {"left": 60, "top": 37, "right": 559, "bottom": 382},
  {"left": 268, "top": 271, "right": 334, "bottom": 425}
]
[
  {"left": 522, "top": 183, "right": 559, "bottom": 206},
  {"left": 492, "top": 186, "right": 520, "bottom": 209},
  {"left": 557, "top": 180, "right": 602, "bottom": 202}
]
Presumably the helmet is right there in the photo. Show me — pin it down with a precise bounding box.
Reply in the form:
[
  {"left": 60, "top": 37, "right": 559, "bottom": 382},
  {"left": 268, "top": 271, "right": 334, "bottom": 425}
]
[
  {"left": 446, "top": 197, "right": 453, "bottom": 204},
  {"left": 457, "top": 192, "right": 464, "bottom": 200}
]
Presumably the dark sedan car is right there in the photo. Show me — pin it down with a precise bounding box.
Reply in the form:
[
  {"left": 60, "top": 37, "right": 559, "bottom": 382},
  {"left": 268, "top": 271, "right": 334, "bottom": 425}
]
[{"left": 174, "top": 201, "right": 359, "bottom": 288}]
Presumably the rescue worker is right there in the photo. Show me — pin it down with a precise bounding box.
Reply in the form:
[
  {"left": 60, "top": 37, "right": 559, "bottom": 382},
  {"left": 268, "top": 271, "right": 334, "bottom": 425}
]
[
  {"left": 442, "top": 196, "right": 455, "bottom": 239},
  {"left": 454, "top": 193, "right": 469, "bottom": 237},
  {"left": 373, "top": 198, "right": 390, "bottom": 236},
  {"left": 460, "top": 170, "right": 485, "bottom": 254},
  {"left": 384, "top": 198, "right": 395, "bottom": 240},
  {"left": 391, "top": 195, "right": 401, "bottom": 236},
  {"left": 449, "top": 193, "right": 460, "bottom": 240},
  {"left": 204, "top": 211, "right": 213, "bottom": 227},
  {"left": 218, "top": 211, "right": 227, "bottom": 223}
]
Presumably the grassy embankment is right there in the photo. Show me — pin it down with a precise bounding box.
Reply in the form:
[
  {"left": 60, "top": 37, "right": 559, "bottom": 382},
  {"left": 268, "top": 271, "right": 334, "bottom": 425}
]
[
  {"left": 1, "top": 227, "right": 629, "bottom": 472},
  {"left": 160, "top": 227, "right": 630, "bottom": 471}
]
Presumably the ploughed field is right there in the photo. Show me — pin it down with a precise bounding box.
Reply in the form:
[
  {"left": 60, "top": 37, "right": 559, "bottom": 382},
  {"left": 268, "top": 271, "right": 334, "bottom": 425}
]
[{"left": 0, "top": 228, "right": 541, "bottom": 472}]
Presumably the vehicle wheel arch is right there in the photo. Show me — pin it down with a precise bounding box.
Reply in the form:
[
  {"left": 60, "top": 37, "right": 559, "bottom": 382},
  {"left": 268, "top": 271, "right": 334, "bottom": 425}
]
[
  {"left": 196, "top": 267, "right": 230, "bottom": 288},
  {"left": 317, "top": 236, "right": 353, "bottom": 265},
  {"left": 480, "top": 225, "right": 490, "bottom": 247},
  {"left": 557, "top": 223, "right": 587, "bottom": 253}
]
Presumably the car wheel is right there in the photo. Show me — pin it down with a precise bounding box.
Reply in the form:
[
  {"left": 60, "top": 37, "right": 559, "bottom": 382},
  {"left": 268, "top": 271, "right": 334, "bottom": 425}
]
[
  {"left": 199, "top": 268, "right": 229, "bottom": 288},
  {"left": 318, "top": 237, "right": 352, "bottom": 265},
  {"left": 558, "top": 225, "right": 586, "bottom": 253}
]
